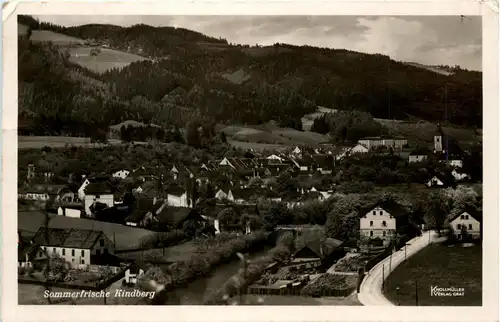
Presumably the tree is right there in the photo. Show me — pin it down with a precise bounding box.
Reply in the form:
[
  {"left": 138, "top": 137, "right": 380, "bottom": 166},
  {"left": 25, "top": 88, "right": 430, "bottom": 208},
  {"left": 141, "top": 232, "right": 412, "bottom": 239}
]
[
  {"left": 217, "top": 208, "right": 239, "bottom": 230},
  {"left": 427, "top": 193, "right": 449, "bottom": 236},
  {"left": 186, "top": 122, "right": 201, "bottom": 148}
]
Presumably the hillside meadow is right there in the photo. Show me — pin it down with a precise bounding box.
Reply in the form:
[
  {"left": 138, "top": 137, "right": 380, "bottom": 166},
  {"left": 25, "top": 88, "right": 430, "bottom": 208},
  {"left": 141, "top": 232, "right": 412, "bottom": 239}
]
[{"left": 63, "top": 47, "right": 149, "bottom": 73}]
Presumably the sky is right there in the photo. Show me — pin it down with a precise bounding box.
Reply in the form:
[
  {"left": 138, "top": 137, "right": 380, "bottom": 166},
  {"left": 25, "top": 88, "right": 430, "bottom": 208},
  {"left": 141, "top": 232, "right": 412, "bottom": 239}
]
[{"left": 34, "top": 15, "right": 482, "bottom": 71}]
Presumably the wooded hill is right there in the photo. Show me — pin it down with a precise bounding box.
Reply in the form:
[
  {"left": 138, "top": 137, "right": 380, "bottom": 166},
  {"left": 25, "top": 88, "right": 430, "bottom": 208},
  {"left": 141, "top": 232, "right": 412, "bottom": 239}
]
[{"left": 18, "top": 15, "right": 482, "bottom": 138}]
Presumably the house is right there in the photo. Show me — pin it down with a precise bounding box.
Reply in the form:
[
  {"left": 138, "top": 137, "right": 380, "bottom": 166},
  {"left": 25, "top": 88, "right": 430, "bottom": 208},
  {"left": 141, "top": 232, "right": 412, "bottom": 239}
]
[
  {"left": 18, "top": 184, "right": 71, "bottom": 201},
  {"left": 266, "top": 154, "right": 284, "bottom": 162},
  {"left": 112, "top": 170, "right": 130, "bottom": 179},
  {"left": 124, "top": 262, "right": 147, "bottom": 285},
  {"left": 83, "top": 182, "right": 115, "bottom": 216},
  {"left": 451, "top": 169, "right": 470, "bottom": 181},
  {"left": 166, "top": 185, "right": 190, "bottom": 208},
  {"left": 448, "top": 207, "right": 482, "bottom": 240},
  {"left": 18, "top": 244, "right": 47, "bottom": 268},
  {"left": 299, "top": 191, "right": 326, "bottom": 203},
  {"left": 426, "top": 174, "right": 454, "bottom": 188},
  {"left": 31, "top": 227, "right": 118, "bottom": 269},
  {"left": 57, "top": 203, "right": 84, "bottom": 218},
  {"left": 292, "top": 238, "right": 345, "bottom": 268},
  {"left": 215, "top": 187, "right": 234, "bottom": 202},
  {"left": 408, "top": 147, "right": 432, "bottom": 163},
  {"left": 153, "top": 207, "right": 207, "bottom": 231},
  {"left": 359, "top": 200, "right": 412, "bottom": 246},
  {"left": 125, "top": 198, "right": 167, "bottom": 227},
  {"left": 335, "top": 144, "right": 369, "bottom": 160}
]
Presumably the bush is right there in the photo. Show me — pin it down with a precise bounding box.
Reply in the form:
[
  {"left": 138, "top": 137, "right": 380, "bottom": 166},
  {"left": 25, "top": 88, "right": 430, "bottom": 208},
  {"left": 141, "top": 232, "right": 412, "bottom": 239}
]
[{"left": 139, "top": 230, "right": 186, "bottom": 249}]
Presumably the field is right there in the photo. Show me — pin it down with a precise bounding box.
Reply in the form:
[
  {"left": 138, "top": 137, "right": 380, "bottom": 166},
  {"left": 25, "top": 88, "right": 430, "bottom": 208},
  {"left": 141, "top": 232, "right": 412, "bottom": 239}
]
[
  {"left": 18, "top": 212, "right": 154, "bottom": 250},
  {"left": 63, "top": 47, "right": 148, "bottom": 73},
  {"left": 384, "top": 243, "right": 482, "bottom": 306}
]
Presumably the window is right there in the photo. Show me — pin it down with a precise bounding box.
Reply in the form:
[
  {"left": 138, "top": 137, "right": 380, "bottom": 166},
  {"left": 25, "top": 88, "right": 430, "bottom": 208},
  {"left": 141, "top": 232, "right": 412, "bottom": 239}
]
[
  {"left": 71, "top": 249, "right": 75, "bottom": 256},
  {"left": 99, "top": 239, "right": 104, "bottom": 246},
  {"left": 370, "top": 231, "right": 373, "bottom": 237},
  {"left": 62, "top": 249, "right": 65, "bottom": 255},
  {"left": 372, "top": 211, "right": 376, "bottom": 216},
  {"left": 81, "top": 250, "right": 85, "bottom": 256},
  {"left": 460, "top": 215, "right": 465, "bottom": 219},
  {"left": 53, "top": 248, "right": 56, "bottom": 253},
  {"left": 469, "top": 224, "right": 472, "bottom": 230},
  {"left": 380, "top": 211, "right": 383, "bottom": 216},
  {"left": 465, "top": 215, "right": 469, "bottom": 220},
  {"left": 457, "top": 224, "right": 461, "bottom": 229},
  {"left": 436, "top": 137, "right": 440, "bottom": 143},
  {"left": 382, "top": 221, "right": 387, "bottom": 227},
  {"left": 72, "top": 259, "right": 75, "bottom": 263},
  {"left": 369, "top": 221, "right": 373, "bottom": 227},
  {"left": 81, "top": 259, "right": 85, "bottom": 264}
]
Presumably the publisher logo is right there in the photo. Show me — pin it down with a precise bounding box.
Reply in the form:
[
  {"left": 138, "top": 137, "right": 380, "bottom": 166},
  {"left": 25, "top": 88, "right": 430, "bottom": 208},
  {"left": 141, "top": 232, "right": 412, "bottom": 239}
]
[{"left": 430, "top": 286, "right": 465, "bottom": 297}]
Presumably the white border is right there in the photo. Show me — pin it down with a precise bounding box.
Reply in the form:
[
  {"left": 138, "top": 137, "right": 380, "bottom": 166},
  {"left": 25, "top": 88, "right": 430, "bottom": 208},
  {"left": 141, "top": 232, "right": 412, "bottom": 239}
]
[{"left": 2, "top": 1, "right": 498, "bottom": 322}]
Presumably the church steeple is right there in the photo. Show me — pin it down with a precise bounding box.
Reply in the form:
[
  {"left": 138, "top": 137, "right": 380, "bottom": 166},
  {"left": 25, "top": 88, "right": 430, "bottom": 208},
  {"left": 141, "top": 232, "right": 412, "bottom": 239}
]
[{"left": 434, "top": 123, "right": 443, "bottom": 153}]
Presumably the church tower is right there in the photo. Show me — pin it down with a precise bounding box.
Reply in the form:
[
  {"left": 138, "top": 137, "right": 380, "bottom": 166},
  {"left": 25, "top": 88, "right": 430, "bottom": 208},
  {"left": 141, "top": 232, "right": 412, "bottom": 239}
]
[{"left": 434, "top": 123, "right": 443, "bottom": 153}]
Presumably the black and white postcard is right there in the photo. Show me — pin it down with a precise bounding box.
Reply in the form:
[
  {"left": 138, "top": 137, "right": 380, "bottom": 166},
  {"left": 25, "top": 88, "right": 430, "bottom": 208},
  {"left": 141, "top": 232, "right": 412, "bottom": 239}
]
[{"left": 2, "top": 1, "right": 498, "bottom": 322}]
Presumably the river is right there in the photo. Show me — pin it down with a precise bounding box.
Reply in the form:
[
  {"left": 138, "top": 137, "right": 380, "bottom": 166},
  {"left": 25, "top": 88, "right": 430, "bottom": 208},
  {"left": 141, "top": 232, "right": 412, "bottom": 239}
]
[{"left": 163, "top": 249, "right": 270, "bottom": 305}]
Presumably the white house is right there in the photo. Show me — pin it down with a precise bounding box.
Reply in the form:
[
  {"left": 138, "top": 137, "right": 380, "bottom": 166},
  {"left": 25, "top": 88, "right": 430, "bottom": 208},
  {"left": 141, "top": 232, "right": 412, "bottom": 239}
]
[
  {"left": 452, "top": 169, "right": 469, "bottom": 181},
  {"left": 166, "top": 186, "right": 190, "bottom": 208},
  {"left": 359, "top": 204, "right": 397, "bottom": 246},
  {"left": 408, "top": 155, "right": 428, "bottom": 163},
  {"left": 57, "top": 205, "right": 84, "bottom": 218},
  {"left": 219, "top": 157, "right": 236, "bottom": 169},
  {"left": 112, "top": 170, "right": 130, "bottom": 179},
  {"left": 124, "top": 263, "right": 145, "bottom": 285},
  {"left": 336, "top": 144, "right": 369, "bottom": 160},
  {"left": 426, "top": 176, "right": 445, "bottom": 187},
  {"left": 83, "top": 182, "right": 114, "bottom": 216},
  {"left": 449, "top": 210, "right": 481, "bottom": 240},
  {"left": 292, "top": 146, "right": 302, "bottom": 155},
  {"left": 266, "top": 154, "right": 284, "bottom": 162},
  {"left": 449, "top": 159, "right": 464, "bottom": 168},
  {"left": 31, "top": 227, "right": 116, "bottom": 269},
  {"left": 358, "top": 137, "right": 408, "bottom": 150}
]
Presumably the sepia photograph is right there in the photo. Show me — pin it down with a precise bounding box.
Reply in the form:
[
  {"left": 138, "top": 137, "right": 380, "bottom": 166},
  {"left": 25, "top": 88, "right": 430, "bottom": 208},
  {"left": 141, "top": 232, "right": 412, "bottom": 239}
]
[
  {"left": 15, "top": 13, "right": 484, "bottom": 306},
  {"left": 3, "top": 2, "right": 497, "bottom": 320}
]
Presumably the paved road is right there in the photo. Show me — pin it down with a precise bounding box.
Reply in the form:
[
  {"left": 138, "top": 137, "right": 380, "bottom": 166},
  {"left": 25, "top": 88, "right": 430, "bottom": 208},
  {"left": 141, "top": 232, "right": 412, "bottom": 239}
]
[{"left": 358, "top": 230, "right": 439, "bottom": 306}]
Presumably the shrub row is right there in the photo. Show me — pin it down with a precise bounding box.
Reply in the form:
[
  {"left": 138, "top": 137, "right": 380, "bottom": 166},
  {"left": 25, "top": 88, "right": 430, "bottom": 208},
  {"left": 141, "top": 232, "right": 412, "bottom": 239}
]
[
  {"left": 138, "top": 231, "right": 269, "bottom": 295},
  {"left": 203, "top": 231, "right": 295, "bottom": 305}
]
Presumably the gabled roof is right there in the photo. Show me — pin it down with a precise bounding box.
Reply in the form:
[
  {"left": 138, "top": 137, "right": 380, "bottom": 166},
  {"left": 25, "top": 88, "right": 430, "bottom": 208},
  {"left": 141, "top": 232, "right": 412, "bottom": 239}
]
[
  {"left": 449, "top": 206, "right": 482, "bottom": 223},
  {"left": 155, "top": 207, "right": 205, "bottom": 227},
  {"left": 32, "top": 227, "right": 107, "bottom": 249},
  {"left": 166, "top": 185, "right": 186, "bottom": 196},
  {"left": 359, "top": 199, "right": 408, "bottom": 218},
  {"left": 126, "top": 198, "right": 166, "bottom": 223},
  {"left": 18, "top": 244, "right": 45, "bottom": 262},
  {"left": 294, "top": 238, "right": 343, "bottom": 259},
  {"left": 84, "top": 182, "right": 114, "bottom": 195}
]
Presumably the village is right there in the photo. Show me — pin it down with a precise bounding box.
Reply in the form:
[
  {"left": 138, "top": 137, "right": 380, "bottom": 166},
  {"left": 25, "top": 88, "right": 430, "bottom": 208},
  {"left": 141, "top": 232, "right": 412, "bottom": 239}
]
[{"left": 17, "top": 124, "right": 483, "bottom": 305}]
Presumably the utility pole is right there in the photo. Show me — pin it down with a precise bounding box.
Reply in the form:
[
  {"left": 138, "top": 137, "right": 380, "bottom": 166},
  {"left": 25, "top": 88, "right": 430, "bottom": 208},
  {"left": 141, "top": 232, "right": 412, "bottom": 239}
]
[
  {"left": 404, "top": 244, "right": 407, "bottom": 260},
  {"left": 382, "top": 264, "right": 385, "bottom": 291},
  {"left": 415, "top": 280, "right": 419, "bottom": 306}
]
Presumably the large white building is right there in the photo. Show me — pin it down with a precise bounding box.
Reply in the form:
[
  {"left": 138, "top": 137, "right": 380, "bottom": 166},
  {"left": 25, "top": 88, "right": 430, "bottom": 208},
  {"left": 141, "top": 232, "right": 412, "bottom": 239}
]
[
  {"left": 31, "top": 227, "right": 116, "bottom": 269},
  {"left": 357, "top": 137, "right": 408, "bottom": 150},
  {"left": 359, "top": 202, "right": 401, "bottom": 246},
  {"left": 449, "top": 209, "right": 481, "bottom": 240},
  {"left": 83, "top": 182, "right": 115, "bottom": 216}
]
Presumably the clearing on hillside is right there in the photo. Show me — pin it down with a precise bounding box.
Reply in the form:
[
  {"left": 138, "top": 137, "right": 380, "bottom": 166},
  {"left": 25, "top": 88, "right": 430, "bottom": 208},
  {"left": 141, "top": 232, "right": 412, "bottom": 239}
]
[
  {"left": 64, "top": 47, "right": 148, "bottom": 73},
  {"left": 221, "top": 69, "right": 251, "bottom": 85},
  {"left": 29, "top": 30, "right": 85, "bottom": 46},
  {"left": 18, "top": 136, "right": 124, "bottom": 149}
]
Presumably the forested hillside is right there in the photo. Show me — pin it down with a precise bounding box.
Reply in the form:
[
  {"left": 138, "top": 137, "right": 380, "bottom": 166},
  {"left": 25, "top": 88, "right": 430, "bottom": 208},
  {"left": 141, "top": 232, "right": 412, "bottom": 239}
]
[{"left": 18, "top": 15, "right": 482, "bottom": 138}]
